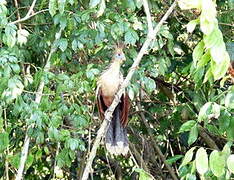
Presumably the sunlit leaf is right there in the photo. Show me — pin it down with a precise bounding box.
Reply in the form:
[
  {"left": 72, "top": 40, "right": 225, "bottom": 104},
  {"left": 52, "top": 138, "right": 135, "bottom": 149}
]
[
  {"left": 58, "top": 0, "right": 66, "bottom": 14},
  {"left": 178, "top": 0, "right": 202, "bottom": 10},
  {"left": 89, "top": 0, "right": 101, "bottom": 8},
  {"left": 193, "top": 40, "right": 204, "bottom": 66},
  {"left": 49, "top": 0, "right": 57, "bottom": 16},
  {"left": 180, "top": 147, "right": 196, "bottom": 168},
  {"left": 58, "top": 38, "right": 68, "bottom": 52},
  {"left": 209, "top": 150, "right": 226, "bottom": 177},
  {"left": 124, "top": 29, "right": 139, "bottom": 45},
  {"left": 179, "top": 120, "right": 196, "bottom": 133},
  {"left": 186, "top": 19, "right": 199, "bottom": 33},
  {"left": 188, "top": 124, "right": 198, "bottom": 145},
  {"left": 227, "top": 155, "right": 234, "bottom": 173},
  {"left": 195, "top": 147, "right": 208, "bottom": 175},
  {"left": 134, "top": 168, "right": 153, "bottom": 180}
]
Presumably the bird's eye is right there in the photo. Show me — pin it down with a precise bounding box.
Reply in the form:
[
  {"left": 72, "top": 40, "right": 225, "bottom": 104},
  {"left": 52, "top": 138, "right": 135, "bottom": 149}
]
[{"left": 118, "top": 53, "right": 121, "bottom": 56}]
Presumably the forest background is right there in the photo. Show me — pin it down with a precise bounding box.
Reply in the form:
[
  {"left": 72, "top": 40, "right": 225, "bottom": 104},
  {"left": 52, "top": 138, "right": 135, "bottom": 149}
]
[{"left": 0, "top": 0, "right": 234, "bottom": 179}]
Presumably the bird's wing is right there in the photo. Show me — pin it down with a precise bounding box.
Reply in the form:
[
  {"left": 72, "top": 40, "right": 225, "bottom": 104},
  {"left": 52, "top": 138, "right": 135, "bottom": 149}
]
[
  {"left": 120, "top": 93, "right": 130, "bottom": 127},
  {"left": 96, "top": 86, "right": 107, "bottom": 120}
]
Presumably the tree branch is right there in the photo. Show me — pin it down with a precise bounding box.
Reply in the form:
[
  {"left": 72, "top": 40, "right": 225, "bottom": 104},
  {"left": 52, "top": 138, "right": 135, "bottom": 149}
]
[
  {"left": 81, "top": 1, "right": 177, "bottom": 180},
  {"left": 15, "top": 29, "right": 62, "bottom": 180},
  {"left": 199, "top": 127, "right": 220, "bottom": 150},
  {"left": 9, "top": 1, "right": 48, "bottom": 25},
  {"left": 142, "top": 0, "right": 153, "bottom": 33}
]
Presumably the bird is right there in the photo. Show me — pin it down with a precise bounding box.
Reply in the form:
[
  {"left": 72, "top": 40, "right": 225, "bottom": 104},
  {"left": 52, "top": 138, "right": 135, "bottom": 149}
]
[{"left": 96, "top": 43, "right": 130, "bottom": 155}]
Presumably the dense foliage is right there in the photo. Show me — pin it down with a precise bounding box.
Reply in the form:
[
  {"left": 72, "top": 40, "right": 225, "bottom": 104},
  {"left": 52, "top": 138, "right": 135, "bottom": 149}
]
[{"left": 0, "top": 0, "right": 233, "bottom": 179}]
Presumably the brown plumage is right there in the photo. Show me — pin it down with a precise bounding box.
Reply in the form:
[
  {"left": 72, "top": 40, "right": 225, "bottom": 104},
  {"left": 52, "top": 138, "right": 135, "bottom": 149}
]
[{"left": 96, "top": 43, "right": 130, "bottom": 155}]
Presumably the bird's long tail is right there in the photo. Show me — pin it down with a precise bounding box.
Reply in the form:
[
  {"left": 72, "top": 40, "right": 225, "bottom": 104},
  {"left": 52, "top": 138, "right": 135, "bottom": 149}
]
[{"left": 105, "top": 104, "right": 129, "bottom": 155}]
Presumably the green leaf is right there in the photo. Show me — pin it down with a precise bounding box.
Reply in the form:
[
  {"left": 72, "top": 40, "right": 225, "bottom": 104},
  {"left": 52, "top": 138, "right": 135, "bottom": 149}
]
[
  {"left": 10, "top": 64, "right": 20, "bottom": 74},
  {"left": 58, "top": 0, "right": 66, "bottom": 14},
  {"left": 0, "top": 132, "right": 9, "bottom": 152},
  {"left": 144, "top": 77, "right": 156, "bottom": 94},
  {"left": 227, "top": 117, "right": 234, "bottom": 140},
  {"left": 59, "top": 16, "right": 67, "bottom": 29},
  {"left": 128, "top": 86, "right": 135, "bottom": 101},
  {"left": 197, "top": 51, "right": 210, "bottom": 68},
  {"left": 180, "top": 147, "right": 196, "bottom": 168},
  {"left": 211, "top": 52, "right": 230, "bottom": 80},
  {"left": 97, "top": 0, "right": 106, "bottom": 17},
  {"left": 203, "top": 67, "right": 212, "bottom": 83},
  {"left": 186, "top": 174, "right": 196, "bottom": 180},
  {"left": 71, "top": 39, "right": 77, "bottom": 51},
  {"left": 58, "top": 38, "right": 68, "bottom": 52},
  {"left": 222, "top": 142, "right": 232, "bottom": 158},
  {"left": 124, "top": 0, "right": 136, "bottom": 11},
  {"left": 9, "top": 153, "right": 20, "bottom": 169},
  {"left": 225, "top": 90, "right": 234, "bottom": 109},
  {"left": 124, "top": 29, "right": 139, "bottom": 45},
  {"left": 186, "top": 19, "right": 199, "bottom": 33},
  {"left": 166, "top": 155, "right": 183, "bottom": 165},
  {"left": 200, "top": 16, "right": 217, "bottom": 35},
  {"left": 178, "top": 0, "right": 202, "bottom": 10},
  {"left": 111, "top": 23, "right": 124, "bottom": 39},
  {"left": 89, "top": 0, "right": 101, "bottom": 8},
  {"left": 35, "top": 149, "right": 42, "bottom": 160},
  {"left": 210, "top": 42, "right": 225, "bottom": 64},
  {"left": 188, "top": 124, "right": 198, "bottom": 146},
  {"left": 195, "top": 147, "right": 208, "bottom": 175},
  {"left": 68, "top": 0, "right": 74, "bottom": 5},
  {"left": 49, "top": 0, "right": 57, "bottom": 16},
  {"left": 179, "top": 120, "right": 196, "bottom": 133},
  {"left": 135, "top": 0, "right": 143, "bottom": 8},
  {"left": 25, "top": 153, "right": 34, "bottom": 170},
  {"left": 193, "top": 40, "right": 205, "bottom": 66},
  {"left": 66, "top": 138, "right": 79, "bottom": 150},
  {"left": 198, "top": 102, "right": 212, "bottom": 122},
  {"left": 134, "top": 168, "right": 153, "bottom": 180},
  {"left": 4, "top": 24, "right": 17, "bottom": 47},
  {"left": 200, "top": 0, "right": 217, "bottom": 35},
  {"left": 204, "top": 28, "right": 222, "bottom": 49},
  {"left": 227, "top": 155, "right": 234, "bottom": 173},
  {"left": 209, "top": 150, "right": 226, "bottom": 177},
  {"left": 160, "top": 28, "right": 173, "bottom": 39}
]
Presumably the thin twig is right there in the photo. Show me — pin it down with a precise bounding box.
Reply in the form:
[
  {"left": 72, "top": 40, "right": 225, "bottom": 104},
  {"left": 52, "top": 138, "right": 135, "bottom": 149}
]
[
  {"left": 219, "top": 22, "right": 234, "bottom": 27},
  {"left": 129, "top": 142, "right": 150, "bottom": 173},
  {"left": 9, "top": 7, "right": 48, "bottom": 25},
  {"left": 14, "top": 0, "right": 22, "bottom": 29},
  {"left": 81, "top": 1, "right": 177, "bottom": 180},
  {"left": 15, "top": 29, "right": 62, "bottom": 180}
]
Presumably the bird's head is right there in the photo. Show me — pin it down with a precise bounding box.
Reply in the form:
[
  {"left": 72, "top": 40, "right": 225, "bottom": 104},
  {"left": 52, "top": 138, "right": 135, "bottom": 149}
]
[{"left": 112, "top": 42, "right": 126, "bottom": 64}]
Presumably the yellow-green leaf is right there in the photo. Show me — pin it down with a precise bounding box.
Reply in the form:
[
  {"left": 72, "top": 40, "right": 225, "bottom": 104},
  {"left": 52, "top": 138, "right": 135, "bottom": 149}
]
[
  {"left": 209, "top": 150, "right": 226, "bottom": 177},
  {"left": 195, "top": 147, "right": 208, "bottom": 175},
  {"left": 227, "top": 155, "right": 234, "bottom": 173}
]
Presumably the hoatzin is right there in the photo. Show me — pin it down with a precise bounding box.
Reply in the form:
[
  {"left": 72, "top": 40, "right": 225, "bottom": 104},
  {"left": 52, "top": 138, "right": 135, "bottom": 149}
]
[{"left": 96, "top": 43, "right": 130, "bottom": 155}]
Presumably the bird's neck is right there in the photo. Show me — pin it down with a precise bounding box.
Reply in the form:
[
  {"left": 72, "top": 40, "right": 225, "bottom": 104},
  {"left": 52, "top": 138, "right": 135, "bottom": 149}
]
[{"left": 108, "top": 60, "right": 121, "bottom": 74}]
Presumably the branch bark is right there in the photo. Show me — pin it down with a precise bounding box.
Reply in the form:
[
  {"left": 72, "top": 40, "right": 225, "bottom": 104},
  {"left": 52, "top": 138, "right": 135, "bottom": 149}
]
[
  {"left": 199, "top": 127, "right": 220, "bottom": 150},
  {"left": 81, "top": 1, "right": 177, "bottom": 180},
  {"left": 9, "top": 0, "right": 48, "bottom": 25},
  {"left": 15, "top": 29, "right": 62, "bottom": 180}
]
